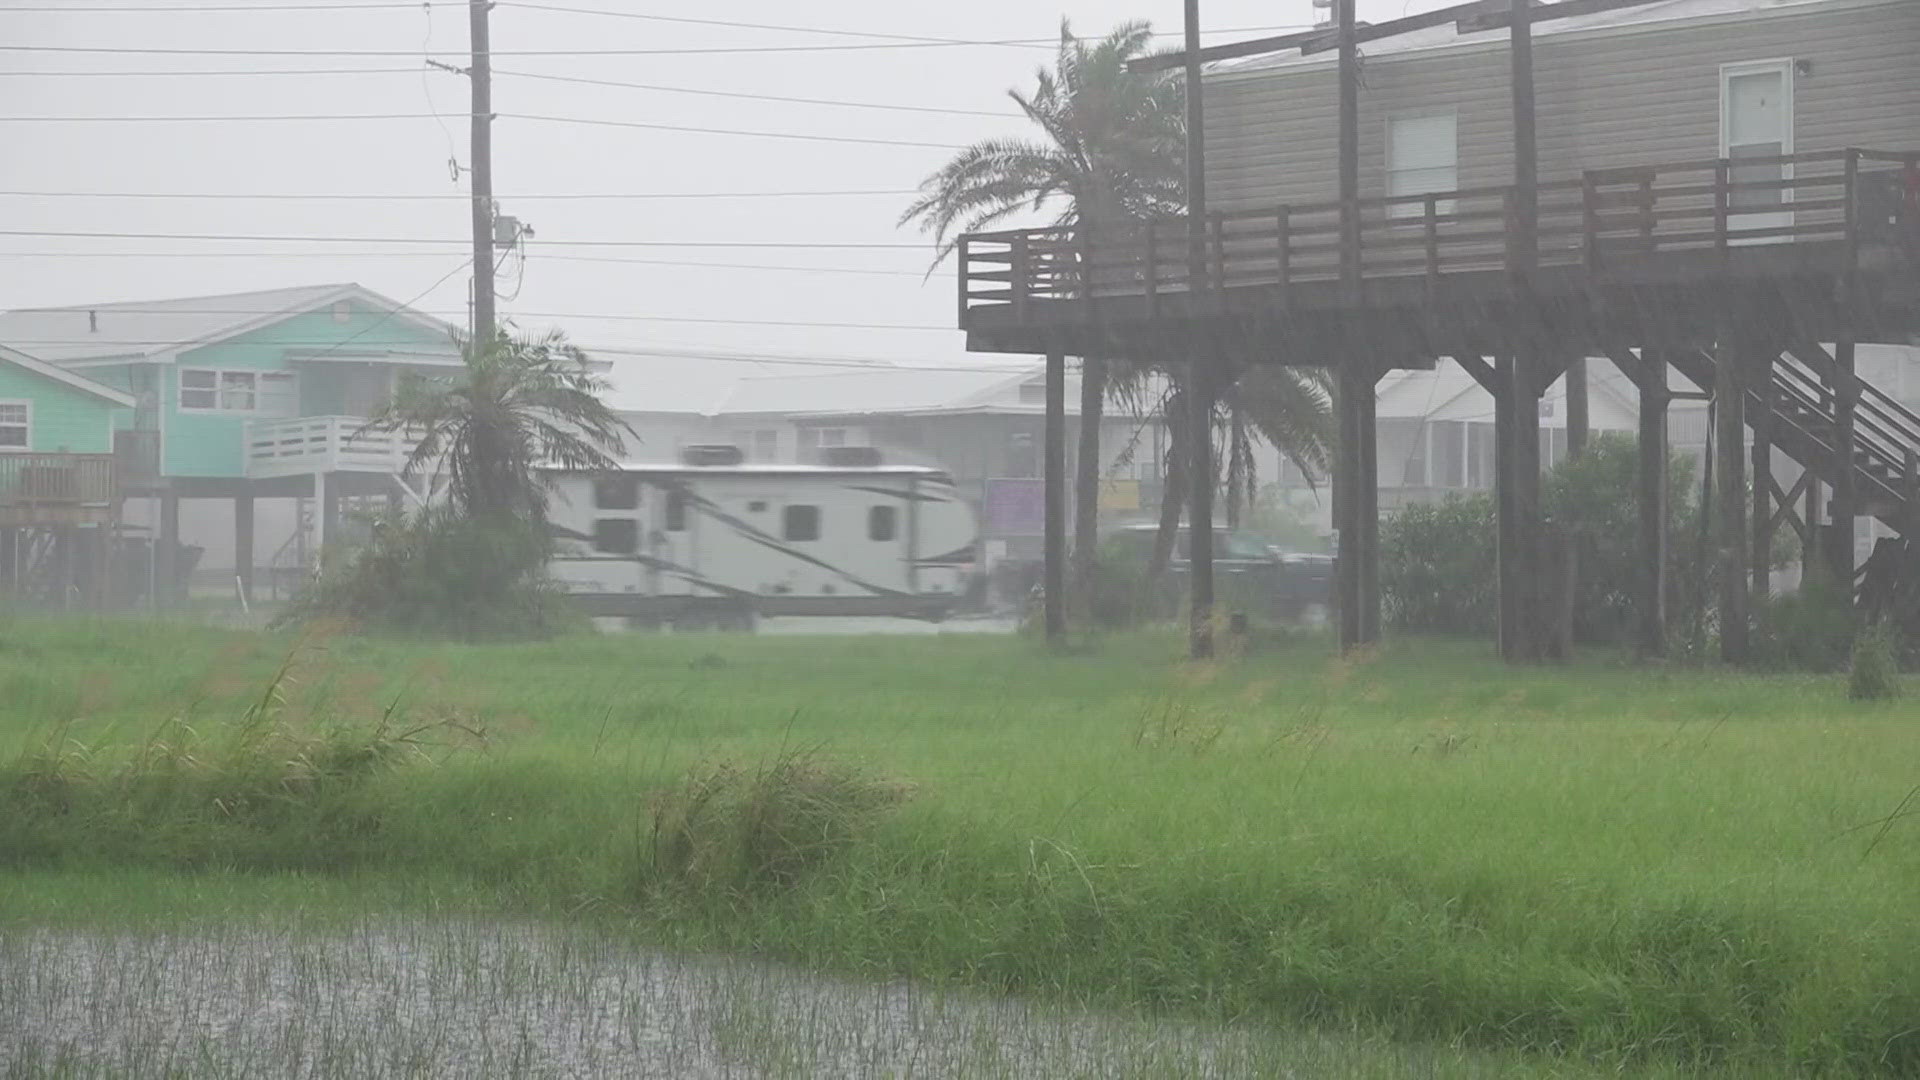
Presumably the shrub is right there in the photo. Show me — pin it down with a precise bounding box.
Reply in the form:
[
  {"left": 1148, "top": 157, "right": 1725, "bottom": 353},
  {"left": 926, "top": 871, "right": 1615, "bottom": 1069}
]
[
  {"left": 647, "top": 749, "right": 907, "bottom": 896},
  {"left": 1753, "top": 569, "right": 1858, "bottom": 673},
  {"left": 1849, "top": 621, "right": 1903, "bottom": 701},
  {"left": 1379, "top": 494, "right": 1497, "bottom": 634},
  {"left": 276, "top": 507, "right": 580, "bottom": 641}
]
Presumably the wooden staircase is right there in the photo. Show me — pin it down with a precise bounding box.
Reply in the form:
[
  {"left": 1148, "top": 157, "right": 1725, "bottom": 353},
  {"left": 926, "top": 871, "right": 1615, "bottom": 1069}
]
[{"left": 1666, "top": 345, "right": 1920, "bottom": 536}]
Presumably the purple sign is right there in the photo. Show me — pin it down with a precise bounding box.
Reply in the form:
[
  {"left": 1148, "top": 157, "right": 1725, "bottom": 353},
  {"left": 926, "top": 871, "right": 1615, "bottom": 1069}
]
[{"left": 983, "top": 477, "right": 1047, "bottom": 537}]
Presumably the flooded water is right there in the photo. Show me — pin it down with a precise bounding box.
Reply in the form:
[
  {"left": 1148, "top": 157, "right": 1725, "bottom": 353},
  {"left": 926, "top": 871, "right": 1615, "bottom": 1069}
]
[{"left": 0, "top": 921, "right": 1297, "bottom": 1078}]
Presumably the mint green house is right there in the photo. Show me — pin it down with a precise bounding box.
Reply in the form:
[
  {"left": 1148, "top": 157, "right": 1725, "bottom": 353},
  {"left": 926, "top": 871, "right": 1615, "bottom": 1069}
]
[
  {"left": 0, "top": 344, "right": 135, "bottom": 601},
  {"left": 0, "top": 283, "right": 462, "bottom": 600},
  {"left": 0, "top": 343, "right": 134, "bottom": 458}
]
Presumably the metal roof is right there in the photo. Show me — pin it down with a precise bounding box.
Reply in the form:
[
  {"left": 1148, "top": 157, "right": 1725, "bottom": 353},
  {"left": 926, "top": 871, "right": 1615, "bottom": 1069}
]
[
  {"left": 715, "top": 363, "right": 1057, "bottom": 418},
  {"left": 1210, "top": 0, "right": 1853, "bottom": 76},
  {"left": 0, "top": 283, "right": 457, "bottom": 365},
  {"left": 0, "top": 344, "right": 136, "bottom": 407}
]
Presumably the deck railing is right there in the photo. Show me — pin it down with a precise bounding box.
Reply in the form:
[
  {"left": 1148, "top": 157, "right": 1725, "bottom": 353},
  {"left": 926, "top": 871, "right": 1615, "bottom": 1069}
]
[
  {"left": 0, "top": 454, "right": 117, "bottom": 506},
  {"left": 243, "top": 416, "right": 418, "bottom": 479},
  {"left": 958, "top": 148, "right": 1920, "bottom": 319}
]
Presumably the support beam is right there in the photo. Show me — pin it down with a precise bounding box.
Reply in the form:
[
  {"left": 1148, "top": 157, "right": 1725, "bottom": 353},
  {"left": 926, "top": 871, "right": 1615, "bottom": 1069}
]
[
  {"left": 1634, "top": 357, "right": 1670, "bottom": 658},
  {"left": 1044, "top": 349, "right": 1067, "bottom": 642},
  {"left": 1565, "top": 356, "right": 1589, "bottom": 459},
  {"left": 1493, "top": 355, "right": 1520, "bottom": 658},
  {"left": 1749, "top": 373, "right": 1774, "bottom": 603},
  {"left": 158, "top": 492, "right": 180, "bottom": 609},
  {"left": 1337, "top": 0, "right": 1360, "bottom": 307},
  {"left": 1829, "top": 335, "right": 1858, "bottom": 582},
  {"left": 234, "top": 493, "right": 255, "bottom": 606},
  {"left": 1336, "top": 359, "right": 1368, "bottom": 651},
  {"left": 1506, "top": 350, "right": 1548, "bottom": 661},
  {"left": 1714, "top": 338, "right": 1749, "bottom": 662},
  {"left": 1357, "top": 360, "right": 1380, "bottom": 644},
  {"left": 1189, "top": 349, "right": 1217, "bottom": 659}
]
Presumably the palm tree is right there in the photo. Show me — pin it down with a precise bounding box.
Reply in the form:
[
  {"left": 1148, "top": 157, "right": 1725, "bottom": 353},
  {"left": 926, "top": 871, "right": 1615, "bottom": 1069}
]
[
  {"left": 1147, "top": 364, "right": 1332, "bottom": 576},
  {"left": 367, "top": 328, "right": 631, "bottom": 521},
  {"left": 901, "top": 20, "right": 1185, "bottom": 604}
]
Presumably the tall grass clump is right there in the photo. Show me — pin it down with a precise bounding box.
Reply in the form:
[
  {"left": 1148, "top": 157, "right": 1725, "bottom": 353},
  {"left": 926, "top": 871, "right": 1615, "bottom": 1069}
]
[
  {"left": 1849, "top": 621, "right": 1902, "bottom": 701},
  {"left": 0, "top": 638, "right": 482, "bottom": 868},
  {"left": 646, "top": 748, "right": 909, "bottom": 896}
]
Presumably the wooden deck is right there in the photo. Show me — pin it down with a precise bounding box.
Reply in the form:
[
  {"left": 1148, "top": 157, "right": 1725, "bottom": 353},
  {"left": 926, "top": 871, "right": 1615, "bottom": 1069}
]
[
  {"left": 0, "top": 453, "right": 118, "bottom": 527},
  {"left": 957, "top": 148, "right": 1920, "bottom": 362}
]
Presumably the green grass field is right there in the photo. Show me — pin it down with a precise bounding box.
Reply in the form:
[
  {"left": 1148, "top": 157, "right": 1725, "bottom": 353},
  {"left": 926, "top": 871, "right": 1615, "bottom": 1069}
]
[{"left": 2, "top": 615, "right": 1916, "bottom": 1076}]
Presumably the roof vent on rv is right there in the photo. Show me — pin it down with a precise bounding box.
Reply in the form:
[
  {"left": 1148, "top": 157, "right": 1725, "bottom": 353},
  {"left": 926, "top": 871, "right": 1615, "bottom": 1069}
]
[
  {"left": 680, "top": 444, "right": 745, "bottom": 467},
  {"left": 819, "top": 446, "right": 883, "bottom": 468}
]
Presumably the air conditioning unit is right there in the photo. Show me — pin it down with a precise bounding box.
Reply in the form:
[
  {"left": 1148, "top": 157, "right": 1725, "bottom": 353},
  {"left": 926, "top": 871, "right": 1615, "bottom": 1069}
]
[
  {"left": 680, "top": 444, "right": 744, "bottom": 467},
  {"left": 819, "top": 446, "right": 884, "bottom": 467}
]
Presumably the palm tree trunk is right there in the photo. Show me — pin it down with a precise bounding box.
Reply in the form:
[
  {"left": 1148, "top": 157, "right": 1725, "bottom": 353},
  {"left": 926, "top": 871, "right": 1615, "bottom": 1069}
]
[
  {"left": 1151, "top": 406, "right": 1187, "bottom": 579},
  {"left": 1225, "top": 409, "right": 1246, "bottom": 531},
  {"left": 1072, "top": 355, "right": 1106, "bottom": 604}
]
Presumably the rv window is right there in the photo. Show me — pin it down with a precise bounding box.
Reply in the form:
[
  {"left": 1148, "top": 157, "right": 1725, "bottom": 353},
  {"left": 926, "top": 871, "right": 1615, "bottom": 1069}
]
[
  {"left": 593, "top": 474, "right": 639, "bottom": 510},
  {"left": 784, "top": 505, "right": 821, "bottom": 542},
  {"left": 593, "top": 518, "right": 639, "bottom": 555},
  {"left": 665, "top": 489, "right": 688, "bottom": 531},
  {"left": 868, "top": 505, "right": 897, "bottom": 542}
]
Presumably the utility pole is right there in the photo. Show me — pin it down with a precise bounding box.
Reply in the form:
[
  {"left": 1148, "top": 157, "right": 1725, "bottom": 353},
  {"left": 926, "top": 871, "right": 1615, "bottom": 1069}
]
[{"left": 469, "top": 0, "right": 496, "bottom": 345}]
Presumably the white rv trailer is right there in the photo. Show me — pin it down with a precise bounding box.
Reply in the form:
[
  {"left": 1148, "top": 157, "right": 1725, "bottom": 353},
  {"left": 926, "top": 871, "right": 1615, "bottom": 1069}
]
[{"left": 541, "top": 453, "right": 977, "bottom": 627}]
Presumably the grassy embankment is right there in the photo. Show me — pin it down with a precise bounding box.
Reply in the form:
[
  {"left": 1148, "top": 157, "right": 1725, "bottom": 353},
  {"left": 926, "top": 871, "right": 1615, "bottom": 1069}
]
[{"left": 1, "top": 616, "right": 1916, "bottom": 1076}]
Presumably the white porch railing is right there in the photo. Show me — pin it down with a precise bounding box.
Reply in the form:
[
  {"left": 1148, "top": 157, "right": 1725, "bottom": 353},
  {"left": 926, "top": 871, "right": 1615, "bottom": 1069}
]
[{"left": 243, "top": 416, "right": 418, "bottom": 479}]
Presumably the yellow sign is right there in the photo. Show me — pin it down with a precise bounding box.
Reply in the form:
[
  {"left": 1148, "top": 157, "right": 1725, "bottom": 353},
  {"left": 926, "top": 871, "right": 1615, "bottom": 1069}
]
[{"left": 1099, "top": 478, "right": 1140, "bottom": 511}]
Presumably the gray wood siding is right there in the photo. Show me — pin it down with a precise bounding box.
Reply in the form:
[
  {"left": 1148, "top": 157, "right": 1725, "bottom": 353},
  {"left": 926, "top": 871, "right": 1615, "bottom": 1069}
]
[{"left": 1205, "top": 0, "right": 1920, "bottom": 212}]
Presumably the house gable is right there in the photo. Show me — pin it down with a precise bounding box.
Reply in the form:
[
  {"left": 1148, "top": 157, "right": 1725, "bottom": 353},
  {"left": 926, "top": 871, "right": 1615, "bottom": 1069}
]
[
  {"left": 0, "top": 346, "right": 129, "bottom": 455},
  {"left": 162, "top": 297, "right": 457, "bottom": 478}
]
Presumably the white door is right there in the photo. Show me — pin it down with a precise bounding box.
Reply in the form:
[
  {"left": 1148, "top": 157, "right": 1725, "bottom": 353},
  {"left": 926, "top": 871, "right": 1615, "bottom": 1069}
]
[{"left": 1720, "top": 60, "right": 1794, "bottom": 244}]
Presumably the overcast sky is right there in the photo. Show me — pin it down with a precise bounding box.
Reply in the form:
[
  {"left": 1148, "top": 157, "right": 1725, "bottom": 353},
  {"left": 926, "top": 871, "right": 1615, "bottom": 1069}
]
[{"left": 0, "top": 0, "right": 1449, "bottom": 400}]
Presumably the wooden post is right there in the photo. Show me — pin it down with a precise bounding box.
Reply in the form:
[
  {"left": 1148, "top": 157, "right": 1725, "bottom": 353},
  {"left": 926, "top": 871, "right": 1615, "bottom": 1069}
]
[
  {"left": 1750, "top": 368, "right": 1774, "bottom": 603},
  {"left": 1831, "top": 335, "right": 1858, "bottom": 582},
  {"left": 1508, "top": 0, "right": 1538, "bottom": 278},
  {"left": 1010, "top": 233, "right": 1031, "bottom": 323},
  {"left": 1714, "top": 337, "right": 1749, "bottom": 661},
  {"left": 1184, "top": 0, "right": 1215, "bottom": 661},
  {"left": 1337, "top": 0, "right": 1360, "bottom": 305},
  {"left": 1337, "top": 360, "right": 1366, "bottom": 651},
  {"left": 1358, "top": 359, "right": 1380, "bottom": 644},
  {"left": 1493, "top": 355, "right": 1519, "bottom": 658},
  {"left": 1565, "top": 356, "right": 1589, "bottom": 459},
  {"left": 158, "top": 492, "right": 180, "bottom": 608},
  {"left": 1044, "top": 349, "right": 1067, "bottom": 642},
  {"left": 1189, "top": 349, "right": 1216, "bottom": 659},
  {"left": 234, "top": 493, "right": 255, "bottom": 606},
  {"left": 1510, "top": 351, "right": 1546, "bottom": 661}
]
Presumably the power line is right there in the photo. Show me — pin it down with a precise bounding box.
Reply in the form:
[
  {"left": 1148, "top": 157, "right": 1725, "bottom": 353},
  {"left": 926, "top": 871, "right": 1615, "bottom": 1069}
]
[
  {"left": 502, "top": 112, "right": 962, "bottom": 148},
  {"left": 0, "top": 40, "right": 1052, "bottom": 57},
  {"left": 0, "top": 229, "right": 933, "bottom": 249},
  {"left": 0, "top": 2, "right": 1311, "bottom": 44},
  {"left": 0, "top": 2, "right": 417, "bottom": 10},
  {"left": 501, "top": 3, "right": 1050, "bottom": 50},
  {"left": 0, "top": 249, "right": 949, "bottom": 276},
  {"left": 0, "top": 111, "right": 966, "bottom": 148},
  {"left": 0, "top": 66, "right": 427, "bottom": 77},
  {"left": 0, "top": 188, "right": 919, "bottom": 200},
  {"left": 24, "top": 307, "right": 956, "bottom": 332},
  {"left": 495, "top": 69, "right": 1005, "bottom": 118}
]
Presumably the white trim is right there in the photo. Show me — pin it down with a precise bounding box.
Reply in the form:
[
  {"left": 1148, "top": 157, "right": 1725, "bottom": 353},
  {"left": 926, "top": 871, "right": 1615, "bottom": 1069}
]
[
  {"left": 1207, "top": 0, "right": 1904, "bottom": 83},
  {"left": 0, "top": 344, "right": 137, "bottom": 407},
  {"left": 0, "top": 398, "right": 33, "bottom": 452},
  {"left": 177, "top": 366, "right": 300, "bottom": 415}
]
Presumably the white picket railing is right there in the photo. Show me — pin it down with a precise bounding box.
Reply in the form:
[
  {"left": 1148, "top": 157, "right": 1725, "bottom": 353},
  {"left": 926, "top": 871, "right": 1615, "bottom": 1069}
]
[{"left": 243, "top": 416, "right": 418, "bottom": 479}]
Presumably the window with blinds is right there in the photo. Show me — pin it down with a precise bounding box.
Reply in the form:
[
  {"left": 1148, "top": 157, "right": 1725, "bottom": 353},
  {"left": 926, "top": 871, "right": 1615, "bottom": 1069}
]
[{"left": 1387, "top": 112, "right": 1459, "bottom": 220}]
